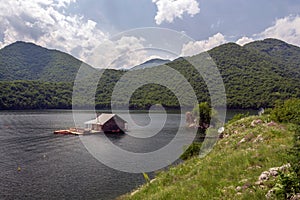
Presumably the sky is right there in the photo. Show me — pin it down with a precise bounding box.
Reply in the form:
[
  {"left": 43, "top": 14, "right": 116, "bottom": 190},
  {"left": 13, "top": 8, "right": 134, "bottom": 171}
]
[{"left": 0, "top": 0, "right": 300, "bottom": 68}]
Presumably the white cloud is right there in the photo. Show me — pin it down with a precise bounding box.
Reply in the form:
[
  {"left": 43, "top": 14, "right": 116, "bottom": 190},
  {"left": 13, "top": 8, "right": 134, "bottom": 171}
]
[
  {"left": 236, "top": 36, "right": 254, "bottom": 46},
  {"left": 152, "top": 0, "right": 200, "bottom": 25},
  {"left": 87, "top": 36, "right": 149, "bottom": 69},
  {"left": 0, "top": 0, "right": 160, "bottom": 69},
  {"left": 181, "top": 33, "right": 226, "bottom": 56},
  {"left": 257, "top": 15, "right": 300, "bottom": 46},
  {"left": 0, "top": 0, "right": 107, "bottom": 63}
]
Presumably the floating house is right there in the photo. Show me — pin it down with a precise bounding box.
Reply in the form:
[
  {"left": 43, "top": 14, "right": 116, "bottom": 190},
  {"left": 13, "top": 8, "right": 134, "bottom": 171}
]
[{"left": 84, "top": 113, "right": 127, "bottom": 133}]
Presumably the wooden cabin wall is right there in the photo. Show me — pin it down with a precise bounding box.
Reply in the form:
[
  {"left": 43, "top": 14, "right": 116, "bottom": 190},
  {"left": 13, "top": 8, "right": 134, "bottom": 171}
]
[{"left": 102, "top": 118, "right": 125, "bottom": 132}]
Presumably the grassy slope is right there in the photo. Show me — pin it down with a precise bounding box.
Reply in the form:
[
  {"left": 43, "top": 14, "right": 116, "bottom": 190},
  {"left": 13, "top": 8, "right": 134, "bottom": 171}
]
[{"left": 120, "top": 115, "right": 295, "bottom": 200}]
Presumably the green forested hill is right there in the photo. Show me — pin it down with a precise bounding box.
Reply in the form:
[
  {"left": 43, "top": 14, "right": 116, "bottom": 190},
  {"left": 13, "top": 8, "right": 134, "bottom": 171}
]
[
  {"left": 244, "top": 38, "right": 300, "bottom": 66},
  {"left": 0, "top": 41, "right": 83, "bottom": 82},
  {"left": 0, "top": 81, "right": 72, "bottom": 109},
  {"left": 132, "top": 40, "right": 300, "bottom": 109},
  {"left": 206, "top": 41, "right": 300, "bottom": 108},
  {"left": 244, "top": 38, "right": 300, "bottom": 80},
  {"left": 0, "top": 39, "right": 299, "bottom": 110}
]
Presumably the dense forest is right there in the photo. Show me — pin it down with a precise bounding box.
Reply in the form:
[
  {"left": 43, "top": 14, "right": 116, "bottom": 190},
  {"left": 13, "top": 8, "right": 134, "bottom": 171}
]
[{"left": 0, "top": 39, "right": 299, "bottom": 110}]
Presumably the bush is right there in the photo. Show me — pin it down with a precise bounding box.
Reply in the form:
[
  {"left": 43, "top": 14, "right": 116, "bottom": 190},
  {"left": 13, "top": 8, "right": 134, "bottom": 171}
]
[
  {"left": 180, "top": 142, "right": 202, "bottom": 160},
  {"left": 274, "top": 171, "right": 300, "bottom": 199},
  {"left": 275, "top": 125, "right": 300, "bottom": 199},
  {"left": 290, "top": 125, "right": 300, "bottom": 178},
  {"left": 192, "top": 102, "right": 212, "bottom": 131},
  {"left": 270, "top": 98, "right": 300, "bottom": 125}
]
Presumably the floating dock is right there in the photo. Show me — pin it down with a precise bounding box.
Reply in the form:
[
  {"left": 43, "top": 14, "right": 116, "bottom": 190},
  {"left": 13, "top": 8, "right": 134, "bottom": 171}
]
[
  {"left": 54, "top": 128, "right": 89, "bottom": 135},
  {"left": 54, "top": 128, "right": 124, "bottom": 135}
]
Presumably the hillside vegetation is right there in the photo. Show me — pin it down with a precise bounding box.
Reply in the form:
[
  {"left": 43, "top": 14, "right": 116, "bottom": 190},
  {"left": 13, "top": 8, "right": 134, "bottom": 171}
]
[
  {"left": 0, "top": 81, "right": 72, "bottom": 109},
  {"left": 0, "top": 41, "right": 84, "bottom": 82},
  {"left": 0, "top": 39, "right": 299, "bottom": 109},
  {"left": 119, "top": 99, "right": 300, "bottom": 200}
]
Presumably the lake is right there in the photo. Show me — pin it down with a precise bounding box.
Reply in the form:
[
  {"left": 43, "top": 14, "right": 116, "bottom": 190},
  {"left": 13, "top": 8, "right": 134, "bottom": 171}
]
[{"left": 0, "top": 109, "right": 256, "bottom": 199}]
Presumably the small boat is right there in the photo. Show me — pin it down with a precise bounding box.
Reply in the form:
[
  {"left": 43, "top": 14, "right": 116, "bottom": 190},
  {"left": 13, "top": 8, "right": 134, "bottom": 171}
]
[{"left": 54, "top": 130, "right": 72, "bottom": 135}]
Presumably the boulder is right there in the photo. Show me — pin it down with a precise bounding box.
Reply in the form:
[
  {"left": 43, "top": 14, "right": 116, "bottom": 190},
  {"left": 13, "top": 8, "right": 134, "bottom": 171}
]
[
  {"left": 251, "top": 119, "right": 263, "bottom": 127},
  {"left": 185, "top": 112, "right": 194, "bottom": 125},
  {"left": 266, "top": 121, "right": 277, "bottom": 127},
  {"left": 259, "top": 171, "right": 270, "bottom": 181}
]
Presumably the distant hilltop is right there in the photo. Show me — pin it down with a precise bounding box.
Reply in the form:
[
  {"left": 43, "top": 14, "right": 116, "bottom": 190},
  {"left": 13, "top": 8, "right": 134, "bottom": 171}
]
[{"left": 130, "top": 58, "right": 171, "bottom": 70}]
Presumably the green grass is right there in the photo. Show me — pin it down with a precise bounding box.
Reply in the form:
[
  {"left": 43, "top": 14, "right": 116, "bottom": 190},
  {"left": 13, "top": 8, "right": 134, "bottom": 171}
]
[{"left": 118, "top": 115, "right": 295, "bottom": 200}]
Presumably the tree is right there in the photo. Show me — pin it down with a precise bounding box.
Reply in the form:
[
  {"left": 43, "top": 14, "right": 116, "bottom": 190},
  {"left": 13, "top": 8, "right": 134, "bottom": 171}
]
[{"left": 192, "top": 102, "right": 212, "bottom": 135}]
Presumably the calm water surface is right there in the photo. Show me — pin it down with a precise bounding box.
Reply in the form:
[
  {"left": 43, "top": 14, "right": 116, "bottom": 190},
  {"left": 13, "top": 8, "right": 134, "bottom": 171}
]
[{"left": 0, "top": 109, "right": 256, "bottom": 199}]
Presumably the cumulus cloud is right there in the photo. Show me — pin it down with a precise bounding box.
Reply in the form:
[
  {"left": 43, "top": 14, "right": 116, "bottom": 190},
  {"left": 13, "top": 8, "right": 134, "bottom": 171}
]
[
  {"left": 0, "top": 0, "right": 107, "bottom": 64},
  {"left": 86, "top": 36, "right": 149, "bottom": 69},
  {"left": 257, "top": 15, "right": 300, "bottom": 47},
  {"left": 181, "top": 33, "right": 226, "bottom": 56},
  {"left": 236, "top": 36, "right": 254, "bottom": 46},
  {"left": 152, "top": 0, "right": 200, "bottom": 25},
  {"left": 0, "top": 0, "right": 161, "bottom": 69},
  {"left": 233, "top": 15, "right": 300, "bottom": 47}
]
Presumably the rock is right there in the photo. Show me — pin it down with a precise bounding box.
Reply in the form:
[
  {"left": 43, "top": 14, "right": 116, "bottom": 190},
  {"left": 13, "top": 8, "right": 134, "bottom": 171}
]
[
  {"left": 269, "top": 169, "right": 278, "bottom": 176},
  {"left": 242, "top": 183, "right": 250, "bottom": 190},
  {"left": 185, "top": 112, "right": 194, "bottom": 125},
  {"left": 260, "top": 185, "right": 266, "bottom": 189},
  {"left": 235, "top": 186, "right": 242, "bottom": 191},
  {"left": 253, "top": 134, "right": 263, "bottom": 143},
  {"left": 258, "top": 108, "right": 265, "bottom": 116},
  {"left": 265, "top": 189, "right": 274, "bottom": 199},
  {"left": 269, "top": 167, "right": 280, "bottom": 176},
  {"left": 257, "top": 163, "right": 291, "bottom": 185},
  {"left": 251, "top": 119, "right": 262, "bottom": 127},
  {"left": 259, "top": 171, "right": 270, "bottom": 181},
  {"left": 279, "top": 163, "right": 291, "bottom": 171},
  {"left": 218, "top": 127, "right": 225, "bottom": 134},
  {"left": 255, "top": 180, "right": 263, "bottom": 185},
  {"left": 238, "top": 138, "right": 246, "bottom": 145},
  {"left": 290, "top": 193, "right": 300, "bottom": 200},
  {"left": 266, "top": 121, "right": 277, "bottom": 127}
]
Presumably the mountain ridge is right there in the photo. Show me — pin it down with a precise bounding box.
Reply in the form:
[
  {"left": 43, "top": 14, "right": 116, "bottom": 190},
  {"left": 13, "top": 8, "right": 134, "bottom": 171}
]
[{"left": 0, "top": 38, "right": 299, "bottom": 109}]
